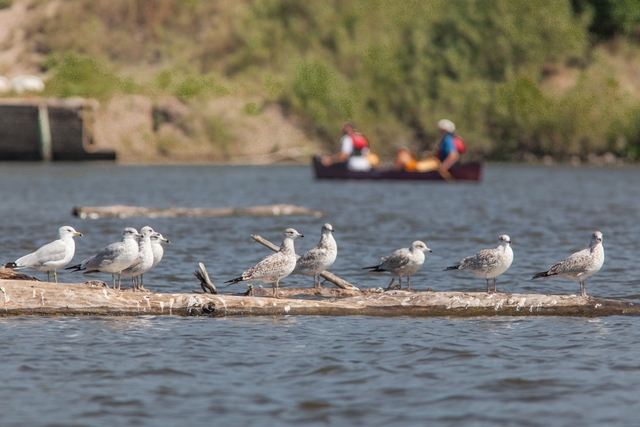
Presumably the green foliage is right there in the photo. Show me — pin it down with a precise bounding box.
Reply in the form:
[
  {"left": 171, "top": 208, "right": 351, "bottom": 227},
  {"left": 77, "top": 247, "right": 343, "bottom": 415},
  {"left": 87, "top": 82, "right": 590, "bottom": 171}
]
[
  {"left": 0, "top": 0, "right": 12, "bottom": 10},
  {"left": 26, "top": 0, "right": 640, "bottom": 160},
  {"left": 287, "top": 59, "right": 354, "bottom": 126},
  {"left": 611, "top": 0, "right": 640, "bottom": 35},
  {"left": 243, "top": 102, "right": 260, "bottom": 116},
  {"left": 148, "top": 69, "right": 229, "bottom": 99},
  {"left": 44, "top": 53, "right": 136, "bottom": 99},
  {"left": 489, "top": 54, "right": 640, "bottom": 161},
  {"left": 572, "top": 0, "right": 640, "bottom": 39},
  {"left": 174, "top": 75, "right": 228, "bottom": 100}
]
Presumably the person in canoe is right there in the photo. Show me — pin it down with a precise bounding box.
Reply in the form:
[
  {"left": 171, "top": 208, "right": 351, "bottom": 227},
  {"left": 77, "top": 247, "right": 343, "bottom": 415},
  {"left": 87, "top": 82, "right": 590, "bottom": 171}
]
[
  {"left": 434, "top": 119, "right": 463, "bottom": 175},
  {"left": 394, "top": 145, "right": 419, "bottom": 171},
  {"left": 321, "top": 122, "right": 374, "bottom": 172},
  {"left": 395, "top": 119, "right": 466, "bottom": 178}
]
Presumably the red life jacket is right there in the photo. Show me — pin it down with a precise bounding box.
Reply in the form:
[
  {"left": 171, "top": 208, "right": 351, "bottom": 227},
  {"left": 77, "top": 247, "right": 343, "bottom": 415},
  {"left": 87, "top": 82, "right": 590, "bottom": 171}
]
[
  {"left": 453, "top": 135, "right": 466, "bottom": 154},
  {"left": 351, "top": 133, "right": 369, "bottom": 150}
]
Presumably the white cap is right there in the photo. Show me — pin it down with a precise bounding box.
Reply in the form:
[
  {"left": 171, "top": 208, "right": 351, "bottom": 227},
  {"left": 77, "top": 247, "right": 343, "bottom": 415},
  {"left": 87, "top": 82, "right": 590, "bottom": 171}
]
[{"left": 437, "top": 119, "right": 455, "bottom": 133}]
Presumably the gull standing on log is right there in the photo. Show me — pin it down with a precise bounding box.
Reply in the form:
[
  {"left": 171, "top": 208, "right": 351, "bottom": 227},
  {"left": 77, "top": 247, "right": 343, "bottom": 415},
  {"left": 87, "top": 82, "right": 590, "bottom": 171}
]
[
  {"left": 150, "top": 232, "right": 169, "bottom": 270},
  {"left": 66, "top": 227, "right": 142, "bottom": 289},
  {"left": 138, "top": 231, "right": 170, "bottom": 289},
  {"left": 4, "top": 226, "right": 83, "bottom": 283},
  {"left": 120, "top": 226, "right": 155, "bottom": 291},
  {"left": 226, "top": 228, "right": 303, "bottom": 298},
  {"left": 292, "top": 223, "right": 337, "bottom": 289},
  {"left": 445, "top": 235, "right": 513, "bottom": 293},
  {"left": 532, "top": 231, "right": 604, "bottom": 297},
  {"left": 363, "top": 240, "right": 432, "bottom": 291}
]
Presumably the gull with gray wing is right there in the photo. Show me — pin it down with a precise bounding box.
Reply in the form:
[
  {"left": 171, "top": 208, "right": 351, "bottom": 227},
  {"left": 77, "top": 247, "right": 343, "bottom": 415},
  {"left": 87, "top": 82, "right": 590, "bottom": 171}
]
[
  {"left": 120, "top": 226, "right": 155, "bottom": 291},
  {"left": 66, "top": 227, "right": 142, "bottom": 289},
  {"left": 226, "top": 228, "right": 303, "bottom": 298},
  {"left": 292, "top": 223, "right": 337, "bottom": 289},
  {"left": 363, "top": 240, "right": 432, "bottom": 291},
  {"left": 532, "top": 231, "right": 604, "bottom": 297},
  {"left": 137, "top": 231, "right": 170, "bottom": 289},
  {"left": 4, "top": 226, "right": 83, "bottom": 283},
  {"left": 445, "top": 235, "right": 513, "bottom": 293}
]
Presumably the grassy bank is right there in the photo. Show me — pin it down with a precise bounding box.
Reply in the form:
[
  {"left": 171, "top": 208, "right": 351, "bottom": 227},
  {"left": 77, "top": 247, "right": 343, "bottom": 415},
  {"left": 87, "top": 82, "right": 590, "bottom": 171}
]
[{"left": 3, "top": 0, "right": 640, "bottom": 163}]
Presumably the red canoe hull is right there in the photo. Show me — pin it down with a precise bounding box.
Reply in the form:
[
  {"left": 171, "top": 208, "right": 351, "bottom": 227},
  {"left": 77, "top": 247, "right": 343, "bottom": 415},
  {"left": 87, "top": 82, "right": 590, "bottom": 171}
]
[{"left": 312, "top": 156, "right": 483, "bottom": 182}]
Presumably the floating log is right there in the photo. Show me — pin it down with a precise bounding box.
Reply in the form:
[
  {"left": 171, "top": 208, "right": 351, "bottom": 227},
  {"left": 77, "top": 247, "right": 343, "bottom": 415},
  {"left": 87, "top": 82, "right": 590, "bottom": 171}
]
[
  {"left": 72, "top": 204, "right": 325, "bottom": 219},
  {"left": 250, "top": 235, "right": 359, "bottom": 291},
  {"left": 0, "top": 278, "right": 637, "bottom": 318}
]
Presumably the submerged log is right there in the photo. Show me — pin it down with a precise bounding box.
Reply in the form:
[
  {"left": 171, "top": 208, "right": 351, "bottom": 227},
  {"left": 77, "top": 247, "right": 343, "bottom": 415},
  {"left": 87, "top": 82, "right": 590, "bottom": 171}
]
[
  {"left": 0, "top": 279, "right": 638, "bottom": 318},
  {"left": 72, "top": 204, "right": 324, "bottom": 219}
]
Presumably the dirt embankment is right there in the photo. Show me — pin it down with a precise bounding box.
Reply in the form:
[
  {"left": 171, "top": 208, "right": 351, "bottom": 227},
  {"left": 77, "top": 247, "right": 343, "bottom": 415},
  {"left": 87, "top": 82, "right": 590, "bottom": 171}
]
[
  {"left": 92, "top": 95, "right": 322, "bottom": 164},
  {"left": 0, "top": 1, "right": 323, "bottom": 164}
]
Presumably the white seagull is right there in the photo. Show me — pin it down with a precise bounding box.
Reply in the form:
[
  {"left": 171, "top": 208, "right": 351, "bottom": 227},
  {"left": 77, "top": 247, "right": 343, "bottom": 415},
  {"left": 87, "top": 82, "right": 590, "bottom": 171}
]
[
  {"left": 363, "top": 240, "right": 432, "bottom": 291},
  {"left": 136, "top": 231, "right": 170, "bottom": 290},
  {"left": 66, "top": 227, "right": 142, "bottom": 289},
  {"left": 150, "top": 232, "right": 170, "bottom": 270},
  {"left": 445, "top": 235, "right": 513, "bottom": 293},
  {"left": 120, "top": 226, "right": 155, "bottom": 291},
  {"left": 226, "top": 228, "right": 303, "bottom": 298},
  {"left": 532, "top": 231, "right": 604, "bottom": 297},
  {"left": 292, "top": 223, "right": 337, "bottom": 289},
  {"left": 5, "top": 226, "right": 83, "bottom": 283}
]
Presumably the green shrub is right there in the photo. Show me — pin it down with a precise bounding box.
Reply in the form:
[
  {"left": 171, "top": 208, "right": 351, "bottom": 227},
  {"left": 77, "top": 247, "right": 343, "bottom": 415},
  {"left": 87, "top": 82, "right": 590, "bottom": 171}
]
[
  {"left": 25, "top": 0, "right": 640, "bottom": 160},
  {"left": 44, "top": 53, "right": 135, "bottom": 99}
]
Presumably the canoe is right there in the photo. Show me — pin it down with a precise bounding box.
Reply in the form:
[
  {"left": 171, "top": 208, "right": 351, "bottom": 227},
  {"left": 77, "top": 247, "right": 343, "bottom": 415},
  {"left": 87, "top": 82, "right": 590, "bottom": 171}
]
[{"left": 312, "top": 155, "right": 483, "bottom": 182}]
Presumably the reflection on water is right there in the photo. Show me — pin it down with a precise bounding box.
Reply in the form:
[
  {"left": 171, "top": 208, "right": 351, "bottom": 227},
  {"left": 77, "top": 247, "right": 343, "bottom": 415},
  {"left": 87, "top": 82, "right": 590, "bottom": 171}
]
[{"left": 1, "top": 163, "right": 640, "bottom": 426}]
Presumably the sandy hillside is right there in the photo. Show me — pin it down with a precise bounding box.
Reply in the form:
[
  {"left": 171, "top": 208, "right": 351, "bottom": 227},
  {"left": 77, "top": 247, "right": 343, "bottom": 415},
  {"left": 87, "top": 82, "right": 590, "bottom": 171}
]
[{"left": 0, "top": 0, "right": 323, "bottom": 164}]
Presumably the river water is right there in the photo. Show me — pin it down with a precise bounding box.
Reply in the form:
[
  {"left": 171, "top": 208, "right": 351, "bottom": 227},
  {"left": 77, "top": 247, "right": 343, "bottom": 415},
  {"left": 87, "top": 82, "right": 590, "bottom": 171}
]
[{"left": 0, "top": 163, "right": 639, "bottom": 426}]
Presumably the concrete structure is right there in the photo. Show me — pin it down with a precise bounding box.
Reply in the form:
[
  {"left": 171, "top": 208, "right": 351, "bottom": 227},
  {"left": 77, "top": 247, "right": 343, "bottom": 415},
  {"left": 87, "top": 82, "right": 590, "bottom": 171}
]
[{"left": 0, "top": 98, "right": 116, "bottom": 161}]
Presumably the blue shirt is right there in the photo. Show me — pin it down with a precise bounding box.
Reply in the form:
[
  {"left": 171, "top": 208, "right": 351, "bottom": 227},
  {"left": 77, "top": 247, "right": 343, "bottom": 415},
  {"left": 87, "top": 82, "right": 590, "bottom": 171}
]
[{"left": 439, "top": 133, "right": 457, "bottom": 162}]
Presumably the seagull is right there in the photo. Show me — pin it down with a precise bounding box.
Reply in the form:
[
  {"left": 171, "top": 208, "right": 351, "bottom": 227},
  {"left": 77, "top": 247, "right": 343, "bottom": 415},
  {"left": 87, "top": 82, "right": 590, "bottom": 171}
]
[
  {"left": 120, "top": 226, "right": 155, "bottom": 291},
  {"left": 4, "top": 226, "right": 83, "bottom": 283},
  {"left": 66, "top": 227, "right": 142, "bottom": 289},
  {"left": 445, "top": 235, "right": 513, "bottom": 293},
  {"left": 150, "top": 232, "right": 170, "bottom": 270},
  {"left": 225, "top": 228, "right": 303, "bottom": 298},
  {"left": 137, "top": 231, "right": 170, "bottom": 290},
  {"left": 363, "top": 240, "right": 432, "bottom": 291},
  {"left": 292, "top": 223, "right": 337, "bottom": 289},
  {"left": 532, "top": 231, "right": 604, "bottom": 297}
]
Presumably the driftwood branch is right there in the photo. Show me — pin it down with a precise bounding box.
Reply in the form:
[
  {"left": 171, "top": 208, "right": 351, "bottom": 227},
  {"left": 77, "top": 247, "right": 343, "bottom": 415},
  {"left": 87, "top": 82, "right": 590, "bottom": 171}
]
[
  {"left": 0, "top": 279, "right": 637, "bottom": 317},
  {"left": 250, "top": 234, "right": 359, "bottom": 291},
  {"left": 193, "top": 263, "right": 217, "bottom": 294},
  {"left": 72, "top": 204, "right": 324, "bottom": 219}
]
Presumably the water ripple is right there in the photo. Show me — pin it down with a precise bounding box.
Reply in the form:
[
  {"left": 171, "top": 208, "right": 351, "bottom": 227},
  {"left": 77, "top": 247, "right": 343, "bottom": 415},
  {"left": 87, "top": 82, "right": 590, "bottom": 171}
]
[{"left": 1, "top": 165, "right": 640, "bottom": 425}]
